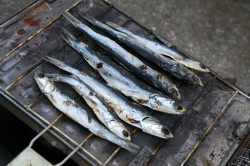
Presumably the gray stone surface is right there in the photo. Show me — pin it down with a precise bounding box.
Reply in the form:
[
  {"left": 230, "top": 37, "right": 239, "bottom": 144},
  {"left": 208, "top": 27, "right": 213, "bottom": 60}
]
[{"left": 0, "top": 0, "right": 249, "bottom": 93}]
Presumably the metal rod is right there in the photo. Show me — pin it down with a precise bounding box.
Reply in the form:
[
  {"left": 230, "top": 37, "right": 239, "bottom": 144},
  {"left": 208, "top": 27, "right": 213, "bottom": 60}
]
[
  {"left": 180, "top": 90, "right": 239, "bottom": 166},
  {"left": 121, "top": 18, "right": 132, "bottom": 27},
  {"left": 28, "top": 113, "right": 63, "bottom": 148},
  {"left": 103, "top": 147, "right": 121, "bottom": 166},
  {"left": 3, "top": 39, "right": 73, "bottom": 91},
  {"left": 103, "top": 128, "right": 139, "bottom": 165},
  {"left": 55, "top": 133, "right": 94, "bottom": 166},
  {"left": 4, "top": 59, "right": 47, "bottom": 91},
  {"left": 27, "top": 93, "right": 44, "bottom": 108},
  {"left": 4, "top": 30, "right": 83, "bottom": 101},
  {"left": 0, "top": 0, "right": 83, "bottom": 62},
  {"left": 24, "top": 82, "right": 95, "bottom": 157},
  {"left": 0, "top": 88, "right": 102, "bottom": 165},
  {"left": 217, "top": 76, "right": 250, "bottom": 100},
  {"left": 171, "top": 74, "right": 218, "bottom": 129},
  {"left": 218, "top": 137, "right": 240, "bottom": 166},
  {"left": 102, "top": 0, "right": 151, "bottom": 33}
]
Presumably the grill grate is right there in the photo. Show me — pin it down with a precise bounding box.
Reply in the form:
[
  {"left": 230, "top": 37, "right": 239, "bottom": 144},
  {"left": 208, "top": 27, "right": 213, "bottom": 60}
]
[
  {"left": 0, "top": 0, "right": 250, "bottom": 165},
  {"left": 229, "top": 134, "right": 250, "bottom": 166}
]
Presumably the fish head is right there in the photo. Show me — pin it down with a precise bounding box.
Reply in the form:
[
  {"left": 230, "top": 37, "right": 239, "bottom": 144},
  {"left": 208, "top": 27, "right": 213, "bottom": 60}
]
[
  {"left": 192, "top": 75, "right": 203, "bottom": 86},
  {"left": 108, "top": 121, "right": 131, "bottom": 141},
  {"left": 149, "top": 94, "right": 186, "bottom": 114},
  {"left": 34, "top": 70, "right": 55, "bottom": 94},
  {"left": 140, "top": 116, "right": 173, "bottom": 139}
]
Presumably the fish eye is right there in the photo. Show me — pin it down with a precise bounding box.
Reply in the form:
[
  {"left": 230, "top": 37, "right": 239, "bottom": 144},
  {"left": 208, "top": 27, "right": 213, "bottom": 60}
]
[
  {"left": 123, "top": 130, "right": 129, "bottom": 137},
  {"left": 162, "top": 128, "right": 171, "bottom": 135},
  {"left": 199, "top": 64, "right": 206, "bottom": 69},
  {"left": 176, "top": 105, "right": 183, "bottom": 110}
]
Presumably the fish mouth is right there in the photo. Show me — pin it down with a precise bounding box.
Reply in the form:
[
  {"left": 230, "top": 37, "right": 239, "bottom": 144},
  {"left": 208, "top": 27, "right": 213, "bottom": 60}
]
[{"left": 192, "top": 75, "right": 203, "bottom": 86}]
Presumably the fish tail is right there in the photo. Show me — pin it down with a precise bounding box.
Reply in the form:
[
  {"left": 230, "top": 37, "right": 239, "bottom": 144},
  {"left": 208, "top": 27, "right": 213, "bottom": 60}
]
[
  {"left": 44, "top": 56, "right": 65, "bottom": 68},
  {"left": 60, "top": 28, "right": 77, "bottom": 45},
  {"left": 63, "top": 11, "right": 81, "bottom": 28},
  {"left": 79, "top": 13, "right": 98, "bottom": 26},
  {"left": 44, "top": 73, "right": 61, "bottom": 82}
]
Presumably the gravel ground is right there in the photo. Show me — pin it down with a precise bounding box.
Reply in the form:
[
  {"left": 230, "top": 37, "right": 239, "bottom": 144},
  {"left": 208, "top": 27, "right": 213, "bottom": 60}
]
[{"left": 0, "top": 0, "right": 249, "bottom": 93}]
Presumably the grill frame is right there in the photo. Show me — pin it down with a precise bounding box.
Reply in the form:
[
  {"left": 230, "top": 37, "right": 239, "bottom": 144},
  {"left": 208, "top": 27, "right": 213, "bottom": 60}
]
[{"left": 0, "top": 0, "right": 250, "bottom": 165}]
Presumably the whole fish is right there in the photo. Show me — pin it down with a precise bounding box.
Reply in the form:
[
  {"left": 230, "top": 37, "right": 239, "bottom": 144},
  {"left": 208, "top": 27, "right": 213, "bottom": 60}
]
[
  {"left": 63, "top": 12, "right": 180, "bottom": 99},
  {"left": 100, "top": 18, "right": 209, "bottom": 73},
  {"left": 34, "top": 70, "right": 139, "bottom": 153},
  {"left": 45, "top": 73, "right": 130, "bottom": 141},
  {"left": 79, "top": 13, "right": 204, "bottom": 86},
  {"left": 44, "top": 56, "right": 174, "bottom": 139},
  {"left": 60, "top": 28, "right": 186, "bottom": 114}
]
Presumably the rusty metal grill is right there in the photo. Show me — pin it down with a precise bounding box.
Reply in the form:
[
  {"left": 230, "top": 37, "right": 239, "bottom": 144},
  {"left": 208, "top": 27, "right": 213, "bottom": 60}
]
[{"left": 0, "top": 0, "right": 250, "bottom": 165}]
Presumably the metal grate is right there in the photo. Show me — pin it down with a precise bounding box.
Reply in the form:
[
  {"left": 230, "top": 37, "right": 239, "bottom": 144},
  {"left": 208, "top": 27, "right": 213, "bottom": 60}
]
[
  {"left": 0, "top": 0, "right": 250, "bottom": 165},
  {"left": 229, "top": 134, "right": 250, "bottom": 166}
]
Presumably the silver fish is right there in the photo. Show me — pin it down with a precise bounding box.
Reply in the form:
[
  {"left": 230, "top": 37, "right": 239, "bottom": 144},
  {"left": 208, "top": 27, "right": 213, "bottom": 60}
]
[
  {"left": 79, "top": 14, "right": 204, "bottom": 86},
  {"left": 46, "top": 73, "right": 131, "bottom": 141},
  {"left": 62, "top": 12, "right": 180, "bottom": 99},
  {"left": 34, "top": 70, "right": 139, "bottom": 153},
  {"left": 103, "top": 20, "right": 209, "bottom": 73},
  {"left": 60, "top": 28, "right": 185, "bottom": 114},
  {"left": 44, "top": 56, "right": 173, "bottom": 139}
]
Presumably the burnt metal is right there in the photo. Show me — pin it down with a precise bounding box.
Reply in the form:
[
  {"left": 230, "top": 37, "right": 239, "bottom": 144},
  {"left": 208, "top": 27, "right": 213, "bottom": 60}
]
[{"left": 0, "top": 0, "right": 250, "bottom": 165}]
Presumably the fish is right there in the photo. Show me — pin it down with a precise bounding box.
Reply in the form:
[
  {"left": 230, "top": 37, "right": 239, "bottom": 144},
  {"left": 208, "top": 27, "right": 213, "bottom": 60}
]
[
  {"left": 45, "top": 73, "right": 131, "bottom": 141},
  {"left": 101, "top": 19, "right": 209, "bottom": 73},
  {"left": 43, "top": 56, "right": 174, "bottom": 139},
  {"left": 34, "top": 70, "right": 139, "bottom": 154},
  {"left": 60, "top": 28, "right": 186, "bottom": 114},
  {"left": 78, "top": 14, "right": 204, "bottom": 86},
  {"left": 62, "top": 11, "right": 180, "bottom": 99}
]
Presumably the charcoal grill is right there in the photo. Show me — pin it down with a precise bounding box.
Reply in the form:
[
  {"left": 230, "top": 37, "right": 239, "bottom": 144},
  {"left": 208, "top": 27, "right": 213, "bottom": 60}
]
[{"left": 0, "top": 0, "right": 250, "bottom": 165}]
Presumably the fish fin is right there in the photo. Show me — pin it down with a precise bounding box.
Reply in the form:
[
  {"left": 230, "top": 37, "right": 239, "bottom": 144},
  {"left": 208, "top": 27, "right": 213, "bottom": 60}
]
[{"left": 84, "top": 107, "right": 94, "bottom": 123}]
